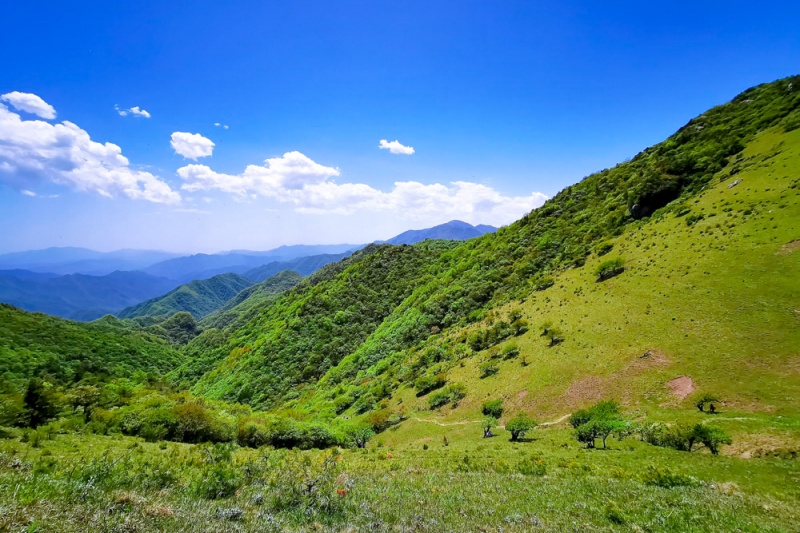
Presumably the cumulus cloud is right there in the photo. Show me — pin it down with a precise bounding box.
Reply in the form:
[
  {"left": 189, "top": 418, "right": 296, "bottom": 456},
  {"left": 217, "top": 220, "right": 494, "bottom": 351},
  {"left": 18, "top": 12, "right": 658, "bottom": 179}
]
[
  {"left": 178, "top": 151, "right": 547, "bottom": 225},
  {"left": 171, "top": 132, "right": 215, "bottom": 160},
  {"left": 0, "top": 100, "right": 180, "bottom": 204},
  {"left": 116, "top": 105, "right": 151, "bottom": 118},
  {"left": 379, "top": 139, "right": 414, "bottom": 155},
  {"left": 1, "top": 92, "right": 56, "bottom": 119}
]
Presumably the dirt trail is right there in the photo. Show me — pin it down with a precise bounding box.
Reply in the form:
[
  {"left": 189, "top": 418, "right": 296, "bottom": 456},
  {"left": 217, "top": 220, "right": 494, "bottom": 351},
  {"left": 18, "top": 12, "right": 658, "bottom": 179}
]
[{"left": 409, "top": 413, "right": 572, "bottom": 427}]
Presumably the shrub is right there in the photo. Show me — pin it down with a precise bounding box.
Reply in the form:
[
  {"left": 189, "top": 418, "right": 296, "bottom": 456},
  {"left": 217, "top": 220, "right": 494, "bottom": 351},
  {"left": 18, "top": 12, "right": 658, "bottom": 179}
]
[
  {"left": 517, "top": 455, "right": 547, "bottom": 476},
  {"left": 506, "top": 413, "right": 537, "bottom": 441},
  {"left": 642, "top": 465, "right": 698, "bottom": 488},
  {"left": 595, "top": 241, "right": 614, "bottom": 256},
  {"left": 482, "top": 399, "right": 504, "bottom": 418},
  {"left": 428, "top": 391, "right": 451, "bottom": 409},
  {"left": 263, "top": 450, "right": 346, "bottom": 516},
  {"left": 502, "top": 345, "right": 520, "bottom": 359},
  {"left": 415, "top": 373, "right": 448, "bottom": 396},
  {"left": 694, "top": 392, "right": 720, "bottom": 412},
  {"left": 595, "top": 257, "right": 625, "bottom": 281},
  {"left": 365, "top": 409, "right": 392, "bottom": 431},
  {"left": 479, "top": 362, "right": 499, "bottom": 378},
  {"left": 428, "top": 384, "right": 467, "bottom": 409},
  {"left": 344, "top": 425, "right": 374, "bottom": 448},
  {"left": 571, "top": 400, "right": 627, "bottom": 448}
]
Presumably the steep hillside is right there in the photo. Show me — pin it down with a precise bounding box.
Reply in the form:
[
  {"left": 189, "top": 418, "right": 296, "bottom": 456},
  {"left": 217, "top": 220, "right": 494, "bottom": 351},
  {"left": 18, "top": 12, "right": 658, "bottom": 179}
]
[
  {"left": 188, "top": 76, "right": 800, "bottom": 423},
  {"left": 0, "top": 270, "right": 180, "bottom": 320},
  {"left": 0, "top": 303, "right": 183, "bottom": 386},
  {"left": 201, "top": 270, "right": 303, "bottom": 331},
  {"left": 242, "top": 252, "right": 351, "bottom": 282},
  {"left": 118, "top": 273, "right": 254, "bottom": 320},
  {"left": 386, "top": 220, "right": 497, "bottom": 245},
  {"left": 191, "top": 242, "right": 458, "bottom": 405}
]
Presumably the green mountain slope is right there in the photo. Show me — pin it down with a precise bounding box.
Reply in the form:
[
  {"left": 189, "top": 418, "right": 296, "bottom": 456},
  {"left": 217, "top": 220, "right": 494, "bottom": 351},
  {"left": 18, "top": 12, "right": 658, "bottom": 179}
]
[
  {"left": 242, "top": 253, "right": 351, "bottom": 282},
  {"left": 117, "top": 272, "right": 255, "bottom": 320},
  {"left": 201, "top": 270, "right": 303, "bottom": 331},
  {"left": 0, "top": 303, "right": 183, "bottom": 386},
  {"left": 191, "top": 242, "right": 458, "bottom": 405},
  {"left": 188, "top": 76, "right": 800, "bottom": 422}
]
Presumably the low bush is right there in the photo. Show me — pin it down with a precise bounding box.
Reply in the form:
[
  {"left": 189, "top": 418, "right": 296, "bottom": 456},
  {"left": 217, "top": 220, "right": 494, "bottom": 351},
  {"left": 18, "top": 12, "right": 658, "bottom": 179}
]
[
  {"left": 482, "top": 399, "right": 504, "bottom": 418},
  {"left": 595, "top": 257, "right": 625, "bottom": 281}
]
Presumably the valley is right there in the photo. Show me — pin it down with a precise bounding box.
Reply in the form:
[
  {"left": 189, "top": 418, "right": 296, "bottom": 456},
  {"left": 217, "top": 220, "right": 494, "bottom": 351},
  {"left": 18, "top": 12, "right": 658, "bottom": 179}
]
[{"left": 0, "top": 76, "right": 798, "bottom": 532}]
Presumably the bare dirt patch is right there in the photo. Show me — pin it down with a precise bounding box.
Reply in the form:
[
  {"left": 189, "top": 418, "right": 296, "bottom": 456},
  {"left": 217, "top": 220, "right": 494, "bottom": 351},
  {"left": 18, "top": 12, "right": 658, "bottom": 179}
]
[
  {"left": 666, "top": 376, "right": 695, "bottom": 400},
  {"left": 564, "top": 376, "right": 605, "bottom": 405},
  {"left": 777, "top": 239, "right": 800, "bottom": 255},
  {"left": 517, "top": 390, "right": 528, "bottom": 400}
]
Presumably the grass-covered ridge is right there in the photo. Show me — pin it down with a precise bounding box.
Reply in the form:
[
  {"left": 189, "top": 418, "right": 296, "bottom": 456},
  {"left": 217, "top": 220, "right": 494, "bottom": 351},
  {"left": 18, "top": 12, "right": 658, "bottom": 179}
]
[{"left": 191, "top": 75, "right": 800, "bottom": 418}]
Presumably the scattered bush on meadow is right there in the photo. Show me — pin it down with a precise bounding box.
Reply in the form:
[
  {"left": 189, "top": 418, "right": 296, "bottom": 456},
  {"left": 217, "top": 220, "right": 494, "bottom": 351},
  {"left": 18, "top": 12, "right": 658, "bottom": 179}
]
[
  {"left": 693, "top": 392, "right": 720, "bottom": 413},
  {"left": 479, "top": 361, "right": 499, "bottom": 378},
  {"left": 482, "top": 399, "right": 504, "bottom": 418},
  {"left": 570, "top": 400, "right": 627, "bottom": 449},
  {"left": 506, "top": 413, "right": 537, "bottom": 441},
  {"left": 595, "top": 257, "right": 625, "bottom": 281}
]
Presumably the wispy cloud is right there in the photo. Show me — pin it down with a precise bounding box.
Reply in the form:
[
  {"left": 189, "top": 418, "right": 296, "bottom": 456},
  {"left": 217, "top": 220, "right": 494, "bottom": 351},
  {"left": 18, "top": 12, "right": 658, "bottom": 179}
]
[
  {"left": 115, "top": 105, "right": 151, "bottom": 118},
  {"left": 1, "top": 91, "right": 56, "bottom": 119},
  {"left": 214, "top": 122, "right": 229, "bottom": 130},
  {"left": 379, "top": 139, "right": 414, "bottom": 155},
  {"left": 171, "top": 132, "right": 215, "bottom": 160},
  {"left": 0, "top": 95, "right": 180, "bottom": 204},
  {"left": 178, "top": 151, "right": 547, "bottom": 225}
]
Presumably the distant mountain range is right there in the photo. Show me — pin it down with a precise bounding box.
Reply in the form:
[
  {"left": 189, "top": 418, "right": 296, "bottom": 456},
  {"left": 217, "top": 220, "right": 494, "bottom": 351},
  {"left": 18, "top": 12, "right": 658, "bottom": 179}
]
[
  {"left": 0, "top": 221, "right": 497, "bottom": 321},
  {"left": 0, "top": 269, "right": 180, "bottom": 320},
  {"left": 0, "top": 248, "right": 180, "bottom": 276},
  {"left": 141, "top": 244, "right": 362, "bottom": 283}
]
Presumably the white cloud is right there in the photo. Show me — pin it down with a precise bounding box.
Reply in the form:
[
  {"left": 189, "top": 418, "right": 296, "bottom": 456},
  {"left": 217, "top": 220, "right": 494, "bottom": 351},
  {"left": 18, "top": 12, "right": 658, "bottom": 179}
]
[
  {"left": 1, "top": 92, "right": 56, "bottom": 119},
  {"left": 171, "top": 132, "right": 215, "bottom": 160},
  {"left": 21, "top": 189, "right": 36, "bottom": 196},
  {"left": 214, "top": 122, "right": 229, "bottom": 130},
  {"left": 116, "top": 105, "right": 151, "bottom": 118},
  {"left": 0, "top": 101, "right": 180, "bottom": 204},
  {"left": 379, "top": 139, "right": 414, "bottom": 155},
  {"left": 178, "top": 151, "right": 547, "bottom": 225}
]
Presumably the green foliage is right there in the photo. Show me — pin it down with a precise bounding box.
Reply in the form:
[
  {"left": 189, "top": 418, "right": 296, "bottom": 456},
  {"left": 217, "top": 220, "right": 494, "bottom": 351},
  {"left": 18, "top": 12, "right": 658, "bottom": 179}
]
[
  {"left": 119, "top": 273, "right": 255, "bottom": 320},
  {"left": 642, "top": 465, "right": 698, "bottom": 488},
  {"left": 516, "top": 454, "right": 547, "bottom": 476},
  {"left": 595, "top": 257, "right": 625, "bottom": 281},
  {"left": 200, "top": 270, "right": 303, "bottom": 332},
  {"left": 479, "top": 361, "right": 499, "bottom": 378},
  {"left": 0, "top": 304, "right": 184, "bottom": 387},
  {"left": 482, "top": 399, "right": 504, "bottom": 418},
  {"left": 415, "top": 373, "right": 447, "bottom": 396},
  {"left": 506, "top": 413, "right": 537, "bottom": 441},
  {"left": 22, "top": 378, "right": 58, "bottom": 428},
  {"left": 694, "top": 392, "right": 720, "bottom": 412},
  {"left": 571, "top": 400, "right": 626, "bottom": 448},
  {"left": 428, "top": 383, "right": 466, "bottom": 409}
]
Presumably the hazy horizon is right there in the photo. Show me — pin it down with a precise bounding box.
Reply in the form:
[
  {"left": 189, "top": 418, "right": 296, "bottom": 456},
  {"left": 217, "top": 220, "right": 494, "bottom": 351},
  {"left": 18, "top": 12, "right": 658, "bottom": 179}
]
[{"left": 2, "top": 2, "right": 798, "bottom": 253}]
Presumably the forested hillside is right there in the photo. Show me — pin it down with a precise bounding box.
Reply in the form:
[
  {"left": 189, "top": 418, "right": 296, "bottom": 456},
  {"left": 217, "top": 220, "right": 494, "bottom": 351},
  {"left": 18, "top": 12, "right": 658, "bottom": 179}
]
[
  {"left": 187, "top": 76, "right": 800, "bottom": 418},
  {"left": 0, "top": 304, "right": 183, "bottom": 387},
  {"left": 118, "top": 273, "right": 255, "bottom": 320}
]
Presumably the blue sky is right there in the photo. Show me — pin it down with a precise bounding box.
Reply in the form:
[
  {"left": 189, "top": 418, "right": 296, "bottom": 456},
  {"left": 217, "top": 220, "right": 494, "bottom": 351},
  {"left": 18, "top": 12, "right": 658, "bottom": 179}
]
[{"left": 1, "top": 1, "right": 798, "bottom": 253}]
